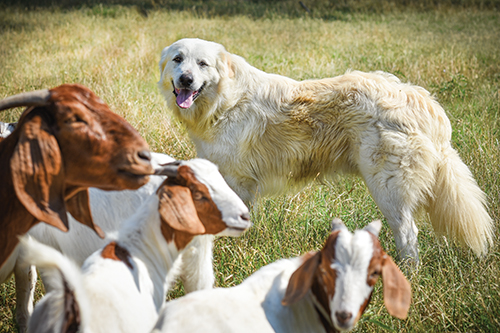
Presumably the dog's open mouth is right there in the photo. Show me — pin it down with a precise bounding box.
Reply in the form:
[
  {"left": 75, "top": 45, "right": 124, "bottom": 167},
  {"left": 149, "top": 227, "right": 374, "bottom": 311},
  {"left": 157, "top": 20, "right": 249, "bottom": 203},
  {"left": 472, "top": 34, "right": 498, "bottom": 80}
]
[{"left": 172, "top": 81, "right": 205, "bottom": 109}]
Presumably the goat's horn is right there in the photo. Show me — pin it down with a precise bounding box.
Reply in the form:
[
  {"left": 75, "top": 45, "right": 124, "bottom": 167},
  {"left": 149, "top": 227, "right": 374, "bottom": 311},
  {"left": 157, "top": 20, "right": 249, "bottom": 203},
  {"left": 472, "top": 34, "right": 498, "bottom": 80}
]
[
  {"left": 363, "top": 219, "right": 382, "bottom": 238},
  {"left": 0, "top": 89, "right": 51, "bottom": 111},
  {"left": 154, "top": 164, "right": 180, "bottom": 177},
  {"left": 330, "top": 218, "right": 346, "bottom": 232}
]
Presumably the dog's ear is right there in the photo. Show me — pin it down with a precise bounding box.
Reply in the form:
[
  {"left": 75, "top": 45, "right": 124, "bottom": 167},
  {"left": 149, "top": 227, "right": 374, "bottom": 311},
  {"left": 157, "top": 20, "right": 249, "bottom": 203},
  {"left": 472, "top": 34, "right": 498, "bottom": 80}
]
[
  {"left": 159, "top": 46, "right": 170, "bottom": 75},
  {"left": 11, "top": 114, "right": 69, "bottom": 232},
  {"left": 218, "top": 51, "right": 235, "bottom": 79}
]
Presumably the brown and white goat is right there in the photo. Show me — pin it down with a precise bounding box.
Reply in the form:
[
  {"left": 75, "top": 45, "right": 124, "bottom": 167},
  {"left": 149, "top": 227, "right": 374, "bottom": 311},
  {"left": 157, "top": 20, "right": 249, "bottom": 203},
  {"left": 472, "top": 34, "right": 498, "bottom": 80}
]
[
  {"left": 21, "top": 159, "right": 251, "bottom": 333},
  {"left": 0, "top": 84, "right": 153, "bottom": 267},
  {"left": 152, "top": 219, "right": 411, "bottom": 333}
]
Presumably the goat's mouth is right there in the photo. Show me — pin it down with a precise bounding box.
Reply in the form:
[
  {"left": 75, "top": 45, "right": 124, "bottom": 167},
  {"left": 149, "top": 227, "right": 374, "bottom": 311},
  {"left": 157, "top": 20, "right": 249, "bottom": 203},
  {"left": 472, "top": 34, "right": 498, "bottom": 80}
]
[
  {"left": 116, "top": 167, "right": 152, "bottom": 188},
  {"left": 217, "top": 222, "right": 252, "bottom": 237},
  {"left": 172, "top": 80, "right": 205, "bottom": 109}
]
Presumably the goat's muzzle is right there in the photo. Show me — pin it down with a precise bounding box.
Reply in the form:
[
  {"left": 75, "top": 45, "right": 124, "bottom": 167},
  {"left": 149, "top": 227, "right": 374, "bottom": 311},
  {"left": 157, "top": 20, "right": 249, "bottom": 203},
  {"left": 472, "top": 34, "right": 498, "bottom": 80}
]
[{"left": 115, "top": 148, "right": 154, "bottom": 188}]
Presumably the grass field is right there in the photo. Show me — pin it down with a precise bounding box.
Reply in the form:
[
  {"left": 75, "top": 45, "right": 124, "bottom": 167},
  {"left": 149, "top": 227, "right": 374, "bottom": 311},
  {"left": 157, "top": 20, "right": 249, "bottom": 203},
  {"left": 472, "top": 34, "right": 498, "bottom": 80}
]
[{"left": 1, "top": 1, "right": 499, "bottom": 332}]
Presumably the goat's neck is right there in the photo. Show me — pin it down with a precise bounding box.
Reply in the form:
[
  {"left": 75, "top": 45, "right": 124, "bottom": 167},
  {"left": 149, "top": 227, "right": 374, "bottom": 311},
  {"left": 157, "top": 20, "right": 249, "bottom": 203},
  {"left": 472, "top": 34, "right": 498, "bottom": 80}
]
[
  {"left": 117, "top": 197, "right": 184, "bottom": 310},
  {"left": 248, "top": 258, "right": 324, "bottom": 333},
  {"left": 310, "top": 276, "right": 338, "bottom": 333}
]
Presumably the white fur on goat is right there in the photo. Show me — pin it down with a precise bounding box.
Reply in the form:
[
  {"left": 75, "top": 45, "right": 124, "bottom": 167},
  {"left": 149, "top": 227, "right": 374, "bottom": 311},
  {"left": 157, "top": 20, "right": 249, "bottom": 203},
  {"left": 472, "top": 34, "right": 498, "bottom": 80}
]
[
  {"left": 0, "top": 121, "right": 16, "bottom": 139},
  {"left": 151, "top": 220, "right": 411, "bottom": 333},
  {"left": 20, "top": 158, "right": 251, "bottom": 333}
]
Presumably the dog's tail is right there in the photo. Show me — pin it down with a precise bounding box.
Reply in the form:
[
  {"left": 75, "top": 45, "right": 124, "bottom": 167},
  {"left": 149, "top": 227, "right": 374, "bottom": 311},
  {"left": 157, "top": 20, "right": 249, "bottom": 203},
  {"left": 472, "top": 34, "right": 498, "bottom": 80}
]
[
  {"left": 428, "top": 146, "right": 494, "bottom": 256},
  {"left": 19, "top": 236, "right": 88, "bottom": 333}
]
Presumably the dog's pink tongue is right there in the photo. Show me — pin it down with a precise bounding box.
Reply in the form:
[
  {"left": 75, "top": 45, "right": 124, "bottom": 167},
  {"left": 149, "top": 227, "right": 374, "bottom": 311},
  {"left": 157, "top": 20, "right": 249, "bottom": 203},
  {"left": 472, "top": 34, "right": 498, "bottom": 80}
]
[{"left": 177, "top": 89, "right": 195, "bottom": 109}]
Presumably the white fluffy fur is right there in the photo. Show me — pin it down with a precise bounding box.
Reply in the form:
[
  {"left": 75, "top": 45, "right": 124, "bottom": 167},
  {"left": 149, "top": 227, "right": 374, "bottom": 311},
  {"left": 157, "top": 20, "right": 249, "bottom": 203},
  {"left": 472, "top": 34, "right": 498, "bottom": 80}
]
[{"left": 158, "top": 38, "right": 493, "bottom": 263}]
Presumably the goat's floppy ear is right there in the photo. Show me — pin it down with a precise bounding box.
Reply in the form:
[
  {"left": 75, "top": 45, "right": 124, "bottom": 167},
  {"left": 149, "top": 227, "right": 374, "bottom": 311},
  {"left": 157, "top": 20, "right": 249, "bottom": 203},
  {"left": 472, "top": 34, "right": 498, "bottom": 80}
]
[
  {"left": 11, "top": 114, "right": 69, "bottom": 232},
  {"left": 157, "top": 183, "right": 205, "bottom": 235},
  {"left": 282, "top": 251, "right": 321, "bottom": 306},
  {"left": 381, "top": 253, "right": 412, "bottom": 319},
  {"left": 65, "top": 189, "right": 105, "bottom": 239}
]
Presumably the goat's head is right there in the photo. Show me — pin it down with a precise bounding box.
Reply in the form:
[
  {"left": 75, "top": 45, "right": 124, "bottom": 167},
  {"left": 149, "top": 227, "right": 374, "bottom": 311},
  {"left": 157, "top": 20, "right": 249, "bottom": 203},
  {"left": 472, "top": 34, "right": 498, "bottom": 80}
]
[
  {"left": 154, "top": 158, "right": 252, "bottom": 249},
  {"left": 282, "top": 219, "right": 411, "bottom": 332},
  {"left": 0, "top": 84, "right": 153, "bottom": 236}
]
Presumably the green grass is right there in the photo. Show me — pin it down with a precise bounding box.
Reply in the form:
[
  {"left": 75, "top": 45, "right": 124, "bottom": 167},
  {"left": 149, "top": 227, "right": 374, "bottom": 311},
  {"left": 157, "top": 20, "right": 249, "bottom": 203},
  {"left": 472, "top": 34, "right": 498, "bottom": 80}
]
[{"left": 1, "top": 2, "right": 499, "bottom": 332}]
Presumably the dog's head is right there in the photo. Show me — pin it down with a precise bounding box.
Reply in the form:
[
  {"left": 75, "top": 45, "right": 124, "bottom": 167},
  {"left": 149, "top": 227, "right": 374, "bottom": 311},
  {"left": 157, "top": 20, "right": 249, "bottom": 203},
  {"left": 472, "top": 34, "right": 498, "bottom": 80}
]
[{"left": 158, "top": 38, "right": 234, "bottom": 122}]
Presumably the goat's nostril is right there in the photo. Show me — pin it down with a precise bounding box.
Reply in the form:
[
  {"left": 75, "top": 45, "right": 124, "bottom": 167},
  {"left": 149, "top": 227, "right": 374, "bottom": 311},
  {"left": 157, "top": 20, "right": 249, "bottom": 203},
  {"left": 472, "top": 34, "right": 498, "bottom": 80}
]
[
  {"left": 335, "top": 311, "right": 352, "bottom": 324},
  {"left": 241, "top": 212, "right": 250, "bottom": 221},
  {"left": 137, "top": 150, "right": 152, "bottom": 162}
]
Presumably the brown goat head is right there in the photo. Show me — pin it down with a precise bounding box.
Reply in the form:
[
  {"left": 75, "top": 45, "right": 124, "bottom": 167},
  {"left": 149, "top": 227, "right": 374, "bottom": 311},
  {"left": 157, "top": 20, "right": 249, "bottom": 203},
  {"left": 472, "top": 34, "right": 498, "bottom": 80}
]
[
  {"left": 0, "top": 84, "right": 153, "bottom": 265},
  {"left": 156, "top": 164, "right": 229, "bottom": 250},
  {"left": 282, "top": 219, "right": 411, "bottom": 332}
]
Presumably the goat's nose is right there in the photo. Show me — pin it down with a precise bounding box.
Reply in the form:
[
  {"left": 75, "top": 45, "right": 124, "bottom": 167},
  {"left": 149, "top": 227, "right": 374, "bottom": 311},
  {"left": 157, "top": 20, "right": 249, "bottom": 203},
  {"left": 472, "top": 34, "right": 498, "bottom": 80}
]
[
  {"left": 240, "top": 212, "right": 250, "bottom": 221},
  {"left": 335, "top": 311, "right": 353, "bottom": 324},
  {"left": 137, "top": 150, "right": 152, "bottom": 162},
  {"left": 179, "top": 73, "right": 194, "bottom": 87}
]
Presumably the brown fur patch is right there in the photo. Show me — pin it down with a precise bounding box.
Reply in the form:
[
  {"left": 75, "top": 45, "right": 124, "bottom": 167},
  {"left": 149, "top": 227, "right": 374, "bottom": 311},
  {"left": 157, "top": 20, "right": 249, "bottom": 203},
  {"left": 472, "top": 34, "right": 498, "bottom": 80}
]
[
  {"left": 62, "top": 278, "right": 80, "bottom": 333},
  {"left": 101, "top": 241, "right": 133, "bottom": 269}
]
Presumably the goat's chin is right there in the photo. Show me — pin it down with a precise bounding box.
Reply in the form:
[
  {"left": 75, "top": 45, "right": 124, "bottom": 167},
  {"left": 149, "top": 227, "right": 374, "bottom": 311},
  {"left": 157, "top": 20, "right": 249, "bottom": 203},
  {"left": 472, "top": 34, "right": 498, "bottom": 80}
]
[
  {"left": 93, "top": 173, "right": 150, "bottom": 191},
  {"left": 117, "top": 173, "right": 150, "bottom": 189},
  {"left": 333, "top": 320, "right": 356, "bottom": 332},
  {"left": 216, "top": 228, "right": 247, "bottom": 237}
]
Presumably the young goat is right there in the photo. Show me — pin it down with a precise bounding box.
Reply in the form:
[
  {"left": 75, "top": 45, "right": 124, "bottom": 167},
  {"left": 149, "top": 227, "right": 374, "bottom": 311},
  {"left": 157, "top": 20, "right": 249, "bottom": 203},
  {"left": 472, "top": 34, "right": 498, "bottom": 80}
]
[
  {"left": 21, "top": 158, "right": 252, "bottom": 333},
  {"left": 152, "top": 219, "right": 411, "bottom": 333},
  {"left": 0, "top": 84, "right": 153, "bottom": 268}
]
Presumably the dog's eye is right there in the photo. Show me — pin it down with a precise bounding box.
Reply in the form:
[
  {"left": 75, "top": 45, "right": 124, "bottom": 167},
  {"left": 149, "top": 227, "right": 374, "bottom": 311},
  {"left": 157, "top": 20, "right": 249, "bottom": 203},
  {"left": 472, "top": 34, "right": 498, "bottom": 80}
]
[
  {"left": 198, "top": 60, "right": 208, "bottom": 68},
  {"left": 173, "top": 56, "right": 182, "bottom": 63}
]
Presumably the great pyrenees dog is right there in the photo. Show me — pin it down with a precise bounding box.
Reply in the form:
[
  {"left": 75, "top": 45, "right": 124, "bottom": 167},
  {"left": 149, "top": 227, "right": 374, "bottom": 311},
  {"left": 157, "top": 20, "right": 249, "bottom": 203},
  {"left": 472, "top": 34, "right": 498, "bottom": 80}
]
[{"left": 158, "top": 38, "right": 493, "bottom": 263}]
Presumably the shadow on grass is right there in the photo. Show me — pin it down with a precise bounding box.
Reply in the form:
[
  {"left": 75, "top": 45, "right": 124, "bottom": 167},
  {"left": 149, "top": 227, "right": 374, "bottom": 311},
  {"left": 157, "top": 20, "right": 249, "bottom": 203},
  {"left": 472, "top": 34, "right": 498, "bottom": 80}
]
[{"left": 1, "top": 0, "right": 499, "bottom": 21}]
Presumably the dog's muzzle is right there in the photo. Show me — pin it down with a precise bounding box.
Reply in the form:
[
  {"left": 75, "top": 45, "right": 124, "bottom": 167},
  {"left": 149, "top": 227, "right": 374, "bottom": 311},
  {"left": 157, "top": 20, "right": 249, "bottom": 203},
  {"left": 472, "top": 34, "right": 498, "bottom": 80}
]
[{"left": 172, "top": 80, "right": 205, "bottom": 109}]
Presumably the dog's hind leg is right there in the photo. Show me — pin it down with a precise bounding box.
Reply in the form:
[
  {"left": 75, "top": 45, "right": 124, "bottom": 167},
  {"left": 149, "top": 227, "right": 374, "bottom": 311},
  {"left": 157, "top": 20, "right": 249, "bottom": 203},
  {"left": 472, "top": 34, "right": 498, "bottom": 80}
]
[
  {"left": 362, "top": 172, "right": 420, "bottom": 264},
  {"left": 356, "top": 128, "right": 437, "bottom": 265}
]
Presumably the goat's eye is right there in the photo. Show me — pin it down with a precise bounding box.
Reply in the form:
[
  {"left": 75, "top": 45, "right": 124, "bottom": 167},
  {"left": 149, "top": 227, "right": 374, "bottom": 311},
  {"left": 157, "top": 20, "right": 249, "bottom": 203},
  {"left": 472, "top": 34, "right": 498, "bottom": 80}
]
[
  {"left": 370, "top": 271, "right": 381, "bottom": 279},
  {"left": 198, "top": 60, "right": 208, "bottom": 68},
  {"left": 193, "top": 191, "right": 204, "bottom": 201},
  {"left": 65, "top": 116, "right": 87, "bottom": 125},
  {"left": 173, "top": 56, "right": 182, "bottom": 63}
]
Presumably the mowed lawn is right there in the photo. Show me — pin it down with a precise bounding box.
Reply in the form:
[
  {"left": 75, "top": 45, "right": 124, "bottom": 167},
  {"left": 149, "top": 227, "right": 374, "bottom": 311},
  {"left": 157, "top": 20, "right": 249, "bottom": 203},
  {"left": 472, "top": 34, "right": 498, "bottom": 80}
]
[{"left": 1, "top": 1, "right": 499, "bottom": 332}]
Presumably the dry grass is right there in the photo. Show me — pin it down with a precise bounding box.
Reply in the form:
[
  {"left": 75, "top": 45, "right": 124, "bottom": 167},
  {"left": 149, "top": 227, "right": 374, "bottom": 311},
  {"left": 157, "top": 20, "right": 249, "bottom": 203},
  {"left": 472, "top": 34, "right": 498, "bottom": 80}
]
[{"left": 1, "top": 3, "right": 499, "bottom": 332}]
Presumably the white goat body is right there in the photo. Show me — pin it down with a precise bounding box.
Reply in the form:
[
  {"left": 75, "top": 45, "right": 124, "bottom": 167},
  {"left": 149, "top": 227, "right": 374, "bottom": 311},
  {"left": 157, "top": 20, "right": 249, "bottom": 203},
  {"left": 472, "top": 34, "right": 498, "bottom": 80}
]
[{"left": 152, "top": 220, "right": 412, "bottom": 333}]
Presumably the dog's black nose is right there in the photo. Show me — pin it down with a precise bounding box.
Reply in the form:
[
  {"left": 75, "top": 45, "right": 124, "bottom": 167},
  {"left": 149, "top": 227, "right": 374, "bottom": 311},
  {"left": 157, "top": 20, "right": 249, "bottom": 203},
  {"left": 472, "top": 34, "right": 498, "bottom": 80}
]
[{"left": 179, "top": 73, "right": 194, "bottom": 88}]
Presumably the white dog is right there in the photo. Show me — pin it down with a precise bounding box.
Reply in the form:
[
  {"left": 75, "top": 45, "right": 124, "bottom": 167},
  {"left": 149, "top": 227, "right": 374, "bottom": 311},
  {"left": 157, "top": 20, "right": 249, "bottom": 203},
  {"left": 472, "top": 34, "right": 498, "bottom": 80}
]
[{"left": 158, "top": 38, "right": 493, "bottom": 263}]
